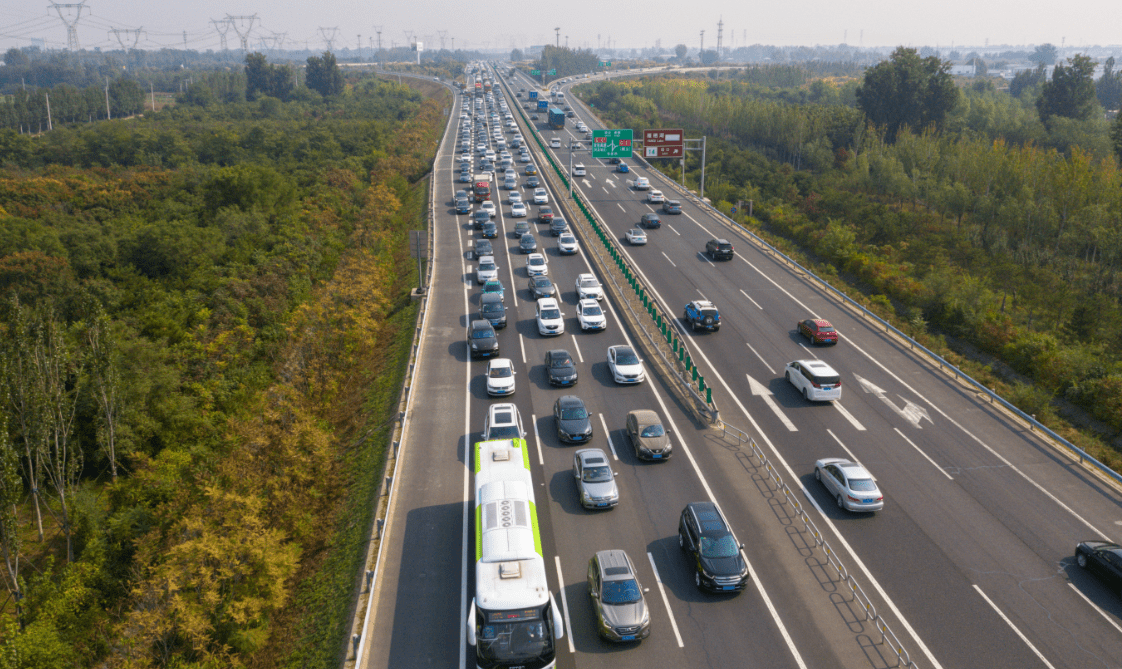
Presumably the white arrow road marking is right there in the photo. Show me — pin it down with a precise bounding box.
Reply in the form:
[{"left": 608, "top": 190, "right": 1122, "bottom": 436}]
[
  {"left": 748, "top": 374, "right": 798, "bottom": 431},
  {"left": 604, "top": 178, "right": 616, "bottom": 188},
  {"left": 582, "top": 178, "right": 591, "bottom": 188},
  {"left": 854, "top": 374, "right": 932, "bottom": 428}
]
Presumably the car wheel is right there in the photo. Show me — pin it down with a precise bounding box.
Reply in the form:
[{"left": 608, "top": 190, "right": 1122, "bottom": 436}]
[
  {"left": 814, "top": 468, "right": 821, "bottom": 482},
  {"left": 1077, "top": 553, "right": 1087, "bottom": 569},
  {"left": 694, "top": 571, "right": 702, "bottom": 589},
  {"left": 785, "top": 371, "right": 791, "bottom": 382},
  {"left": 836, "top": 494, "right": 845, "bottom": 510},
  {"left": 803, "top": 387, "right": 810, "bottom": 400}
]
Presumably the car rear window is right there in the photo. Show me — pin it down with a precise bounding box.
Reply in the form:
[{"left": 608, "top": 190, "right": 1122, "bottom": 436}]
[
  {"left": 849, "top": 479, "right": 876, "bottom": 492},
  {"left": 810, "top": 372, "right": 840, "bottom": 385}
]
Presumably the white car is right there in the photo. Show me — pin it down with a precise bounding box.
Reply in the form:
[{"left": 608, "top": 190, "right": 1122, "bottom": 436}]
[
  {"left": 607, "top": 345, "right": 646, "bottom": 384},
  {"left": 815, "top": 458, "right": 884, "bottom": 512},
  {"left": 575, "top": 273, "right": 604, "bottom": 301},
  {"left": 557, "top": 233, "right": 579, "bottom": 255},
  {"left": 550, "top": 137, "right": 562, "bottom": 148},
  {"left": 479, "top": 201, "right": 496, "bottom": 218},
  {"left": 526, "top": 253, "right": 549, "bottom": 277},
  {"left": 520, "top": 153, "right": 532, "bottom": 163},
  {"left": 509, "top": 191, "right": 523, "bottom": 205},
  {"left": 475, "top": 256, "right": 499, "bottom": 284},
  {"left": 572, "top": 163, "right": 586, "bottom": 177},
  {"left": 577, "top": 299, "right": 607, "bottom": 331},
  {"left": 536, "top": 297, "right": 565, "bottom": 336},
  {"left": 482, "top": 402, "right": 525, "bottom": 441},
  {"left": 485, "top": 358, "right": 517, "bottom": 396},
  {"left": 533, "top": 188, "right": 549, "bottom": 204},
  {"left": 510, "top": 202, "right": 527, "bottom": 217},
  {"left": 785, "top": 359, "right": 842, "bottom": 401},
  {"left": 504, "top": 178, "right": 518, "bottom": 191},
  {"left": 647, "top": 190, "right": 665, "bottom": 204},
  {"left": 626, "top": 228, "right": 647, "bottom": 245}
]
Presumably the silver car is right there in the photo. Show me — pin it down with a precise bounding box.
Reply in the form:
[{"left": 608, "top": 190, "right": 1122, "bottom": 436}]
[
  {"left": 815, "top": 458, "right": 884, "bottom": 512},
  {"left": 587, "top": 549, "right": 650, "bottom": 641},
  {"left": 573, "top": 448, "right": 618, "bottom": 509}
]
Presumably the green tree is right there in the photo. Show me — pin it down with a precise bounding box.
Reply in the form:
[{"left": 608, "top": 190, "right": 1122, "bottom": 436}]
[
  {"left": 1036, "top": 54, "right": 1097, "bottom": 129},
  {"left": 0, "top": 413, "right": 25, "bottom": 626},
  {"left": 306, "top": 51, "right": 343, "bottom": 97},
  {"left": 675, "top": 44, "right": 688, "bottom": 60},
  {"left": 1029, "top": 43, "right": 1058, "bottom": 66},
  {"left": 855, "top": 46, "right": 960, "bottom": 142},
  {"left": 1111, "top": 112, "right": 1122, "bottom": 162},
  {"left": 1009, "top": 65, "right": 1047, "bottom": 99},
  {"left": 510, "top": 48, "right": 524, "bottom": 62},
  {"left": 245, "top": 52, "right": 270, "bottom": 101},
  {"left": 1095, "top": 56, "right": 1122, "bottom": 111}
]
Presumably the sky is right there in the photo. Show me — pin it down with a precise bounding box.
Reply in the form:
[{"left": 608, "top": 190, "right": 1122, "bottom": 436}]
[{"left": 2, "top": 0, "right": 1120, "bottom": 55}]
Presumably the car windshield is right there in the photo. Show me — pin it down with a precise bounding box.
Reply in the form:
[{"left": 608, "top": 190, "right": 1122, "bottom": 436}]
[
  {"left": 582, "top": 465, "right": 612, "bottom": 483},
  {"left": 699, "top": 533, "right": 740, "bottom": 559},
  {"left": 615, "top": 349, "right": 639, "bottom": 365},
  {"left": 849, "top": 478, "right": 877, "bottom": 492},
  {"left": 601, "top": 579, "right": 642, "bottom": 605},
  {"left": 582, "top": 305, "right": 602, "bottom": 316},
  {"left": 479, "top": 262, "right": 496, "bottom": 271},
  {"left": 472, "top": 329, "right": 493, "bottom": 339},
  {"left": 489, "top": 367, "right": 512, "bottom": 378},
  {"left": 550, "top": 355, "right": 572, "bottom": 368},
  {"left": 541, "top": 308, "right": 560, "bottom": 320},
  {"left": 481, "top": 303, "right": 502, "bottom": 315},
  {"left": 640, "top": 424, "right": 665, "bottom": 438},
  {"left": 561, "top": 407, "right": 588, "bottom": 420},
  {"left": 532, "top": 278, "right": 550, "bottom": 287},
  {"left": 530, "top": 257, "right": 545, "bottom": 266}
]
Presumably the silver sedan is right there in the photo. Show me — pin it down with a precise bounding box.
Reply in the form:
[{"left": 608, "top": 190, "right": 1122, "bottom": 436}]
[{"left": 814, "top": 458, "right": 884, "bottom": 512}]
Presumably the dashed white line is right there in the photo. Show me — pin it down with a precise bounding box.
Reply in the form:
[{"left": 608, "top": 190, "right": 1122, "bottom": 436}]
[
  {"left": 972, "top": 585, "right": 1056, "bottom": 669},
  {"left": 894, "top": 428, "right": 954, "bottom": 480},
  {"left": 646, "top": 552, "right": 685, "bottom": 648},
  {"left": 553, "top": 556, "right": 576, "bottom": 654},
  {"left": 661, "top": 252, "right": 677, "bottom": 267},
  {"left": 832, "top": 401, "right": 866, "bottom": 431},
  {"left": 617, "top": 203, "right": 626, "bottom": 212},
  {"left": 668, "top": 225, "right": 681, "bottom": 236},
  {"left": 519, "top": 333, "right": 527, "bottom": 365},
  {"left": 739, "top": 289, "right": 763, "bottom": 310},
  {"left": 598, "top": 414, "right": 619, "bottom": 460},
  {"left": 827, "top": 429, "right": 863, "bottom": 465},
  {"left": 746, "top": 343, "right": 775, "bottom": 374},
  {"left": 532, "top": 414, "right": 544, "bottom": 466},
  {"left": 1067, "top": 583, "right": 1122, "bottom": 635}
]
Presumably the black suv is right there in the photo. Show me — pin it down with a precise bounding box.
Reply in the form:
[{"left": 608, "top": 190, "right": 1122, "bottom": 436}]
[
  {"left": 705, "top": 238, "right": 734, "bottom": 260},
  {"left": 639, "top": 213, "right": 661, "bottom": 229},
  {"left": 468, "top": 320, "right": 500, "bottom": 359},
  {"left": 683, "top": 300, "right": 721, "bottom": 332},
  {"left": 544, "top": 349, "right": 578, "bottom": 386},
  {"left": 678, "top": 502, "right": 749, "bottom": 592}
]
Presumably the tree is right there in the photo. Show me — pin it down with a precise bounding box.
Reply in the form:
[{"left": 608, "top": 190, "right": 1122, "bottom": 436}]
[
  {"left": 1009, "top": 65, "right": 1047, "bottom": 99},
  {"left": 855, "top": 47, "right": 960, "bottom": 142},
  {"left": 699, "top": 50, "right": 719, "bottom": 65},
  {"left": 675, "top": 44, "right": 688, "bottom": 60},
  {"left": 2, "top": 298, "right": 46, "bottom": 542},
  {"left": 1036, "top": 54, "right": 1097, "bottom": 129},
  {"left": 83, "top": 305, "right": 124, "bottom": 483},
  {"left": 1095, "top": 56, "right": 1122, "bottom": 111},
  {"left": 969, "top": 58, "right": 988, "bottom": 77},
  {"left": 510, "top": 48, "right": 524, "bottom": 62},
  {"left": 245, "top": 52, "right": 270, "bottom": 101},
  {"left": 0, "top": 413, "right": 25, "bottom": 627},
  {"left": 1111, "top": 112, "right": 1122, "bottom": 163},
  {"left": 1029, "top": 43, "right": 1058, "bottom": 66},
  {"left": 306, "top": 51, "right": 343, "bottom": 97}
]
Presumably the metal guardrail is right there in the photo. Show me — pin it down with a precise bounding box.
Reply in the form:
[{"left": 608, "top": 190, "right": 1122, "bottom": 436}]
[{"left": 717, "top": 422, "right": 918, "bottom": 668}]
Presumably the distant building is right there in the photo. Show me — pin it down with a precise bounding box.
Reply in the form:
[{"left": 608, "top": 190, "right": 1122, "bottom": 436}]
[{"left": 949, "top": 64, "right": 977, "bottom": 76}]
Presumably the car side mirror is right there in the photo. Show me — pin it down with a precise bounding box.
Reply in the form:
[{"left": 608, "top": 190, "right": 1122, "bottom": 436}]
[
  {"left": 590, "top": 591, "right": 599, "bottom": 599},
  {"left": 643, "top": 587, "right": 650, "bottom": 593},
  {"left": 739, "top": 543, "right": 745, "bottom": 550}
]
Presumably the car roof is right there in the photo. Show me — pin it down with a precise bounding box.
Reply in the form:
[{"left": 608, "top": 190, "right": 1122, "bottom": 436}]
[
  {"left": 808, "top": 318, "right": 833, "bottom": 327},
  {"left": 471, "top": 319, "right": 493, "bottom": 331},
  {"left": 610, "top": 344, "right": 634, "bottom": 355},
  {"left": 576, "top": 448, "right": 609, "bottom": 465},
  {"left": 686, "top": 501, "right": 731, "bottom": 533},
  {"left": 537, "top": 296, "right": 559, "bottom": 308},
  {"left": 691, "top": 300, "right": 716, "bottom": 309},
  {"left": 557, "top": 394, "right": 583, "bottom": 407},
  {"left": 578, "top": 298, "right": 600, "bottom": 308},
  {"left": 593, "top": 549, "right": 634, "bottom": 580},
  {"left": 794, "top": 359, "right": 839, "bottom": 374},
  {"left": 478, "top": 255, "right": 495, "bottom": 263},
  {"left": 480, "top": 292, "right": 503, "bottom": 304},
  {"left": 628, "top": 409, "right": 660, "bottom": 424},
  {"left": 488, "top": 357, "right": 512, "bottom": 368}
]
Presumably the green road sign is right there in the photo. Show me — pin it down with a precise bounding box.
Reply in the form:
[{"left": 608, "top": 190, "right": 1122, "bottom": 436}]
[
  {"left": 531, "top": 69, "right": 541, "bottom": 75},
  {"left": 599, "top": 61, "right": 612, "bottom": 67},
  {"left": 549, "top": 69, "right": 557, "bottom": 75},
  {"left": 592, "top": 129, "right": 633, "bottom": 159}
]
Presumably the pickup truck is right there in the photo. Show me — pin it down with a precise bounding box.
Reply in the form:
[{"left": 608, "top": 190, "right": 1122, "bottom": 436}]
[{"left": 634, "top": 176, "right": 650, "bottom": 191}]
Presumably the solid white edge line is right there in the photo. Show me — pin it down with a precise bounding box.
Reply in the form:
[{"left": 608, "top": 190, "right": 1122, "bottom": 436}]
[
  {"left": 599, "top": 413, "right": 619, "bottom": 460},
  {"left": 533, "top": 413, "right": 544, "bottom": 466},
  {"left": 646, "top": 551, "right": 685, "bottom": 648},
  {"left": 894, "top": 428, "right": 954, "bottom": 480},
  {"left": 972, "top": 584, "right": 1057, "bottom": 669},
  {"left": 1066, "top": 583, "right": 1122, "bottom": 635},
  {"left": 553, "top": 555, "right": 577, "bottom": 654}
]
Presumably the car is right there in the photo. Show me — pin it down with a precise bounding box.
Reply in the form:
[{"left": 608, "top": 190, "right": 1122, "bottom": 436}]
[
  {"left": 455, "top": 198, "right": 471, "bottom": 214},
  {"left": 639, "top": 213, "right": 661, "bottom": 229},
  {"left": 530, "top": 113, "right": 539, "bottom": 120},
  {"left": 481, "top": 279, "right": 505, "bottom": 303},
  {"left": 633, "top": 176, "right": 650, "bottom": 190},
  {"left": 550, "top": 137, "right": 561, "bottom": 148},
  {"left": 566, "top": 110, "right": 575, "bottom": 118},
  {"left": 470, "top": 238, "right": 493, "bottom": 260},
  {"left": 683, "top": 300, "right": 721, "bottom": 332},
  {"left": 468, "top": 319, "right": 500, "bottom": 359},
  {"left": 526, "top": 253, "right": 549, "bottom": 277},
  {"left": 575, "top": 273, "right": 604, "bottom": 301},
  {"left": 573, "top": 450, "right": 619, "bottom": 510},
  {"left": 1074, "top": 541, "right": 1122, "bottom": 597},
  {"left": 475, "top": 256, "right": 499, "bottom": 284},
  {"left": 516, "top": 232, "right": 537, "bottom": 254},
  {"left": 625, "top": 410, "right": 671, "bottom": 460},
  {"left": 572, "top": 163, "right": 586, "bottom": 177},
  {"left": 504, "top": 178, "right": 518, "bottom": 191},
  {"left": 482, "top": 402, "right": 525, "bottom": 441},
  {"left": 519, "top": 153, "right": 531, "bottom": 163},
  {"left": 554, "top": 395, "right": 593, "bottom": 443},
  {"left": 616, "top": 162, "right": 630, "bottom": 173},
  {"left": 525, "top": 164, "right": 538, "bottom": 175},
  {"left": 510, "top": 201, "right": 527, "bottom": 217},
  {"left": 527, "top": 275, "right": 556, "bottom": 299},
  {"left": 607, "top": 345, "right": 645, "bottom": 384},
  {"left": 784, "top": 359, "right": 842, "bottom": 401},
  {"left": 545, "top": 348, "right": 578, "bottom": 386},
  {"left": 573, "top": 141, "right": 584, "bottom": 149},
  {"left": 526, "top": 176, "right": 540, "bottom": 188},
  {"left": 577, "top": 299, "right": 606, "bottom": 331},
  {"left": 480, "top": 221, "right": 498, "bottom": 239},
  {"left": 459, "top": 172, "right": 473, "bottom": 183},
  {"left": 815, "top": 458, "right": 885, "bottom": 512},
  {"left": 705, "top": 238, "right": 735, "bottom": 260},
  {"left": 536, "top": 297, "right": 565, "bottom": 335},
  {"left": 478, "top": 292, "right": 507, "bottom": 329},
  {"left": 533, "top": 188, "right": 549, "bottom": 205},
  {"left": 798, "top": 318, "right": 839, "bottom": 345},
  {"left": 647, "top": 190, "right": 665, "bottom": 204},
  {"left": 678, "top": 502, "right": 749, "bottom": 592},
  {"left": 512, "top": 220, "right": 531, "bottom": 237},
  {"left": 472, "top": 210, "right": 491, "bottom": 230},
  {"left": 537, "top": 205, "right": 554, "bottom": 224},
  {"left": 625, "top": 228, "right": 647, "bottom": 245},
  {"left": 557, "top": 233, "right": 579, "bottom": 255},
  {"left": 608, "top": 157, "right": 622, "bottom": 165},
  {"left": 504, "top": 168, "right": 517, "bottom": 181},
  {"left": 509, "top": 191, "right": 523, "bottom": 205},
  {"left": 480, "top": 201, "right": 496, "bottom": 218},
  {"left": 550, "top": 218, "right": 569, "bottom": 237},
  {"left": 455, "top": 189, "right": 469, "bottom": 201},
  {"left": 661, "top": 200, "right": 681, "bottom": 214}
]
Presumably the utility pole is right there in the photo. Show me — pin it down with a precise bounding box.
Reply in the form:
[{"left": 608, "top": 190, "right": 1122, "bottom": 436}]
[
  {"left": 555, "top": 27, "right": 560, "bottom": 48},
  {"left": 211, "top": 18, "right": 231, "bottom": 51},
  {"left": 149, "top": 82, "right": 155, "bottom": 112},
  {"left": 699, "top": 30, "right": 704, "bottom": 58},
  {"left": 319, "top": 27, "right": 338, "bottom": 52},
  {"left": 357, "top": 34, "right": 361, "bottom": 60},
  {"left": 104, "top": 77, "right": 111, "bottom": 120},
  {"left": 45, "top": 92, "right": 53, "bottom": 131},
  {"left": 226, "top": 14, "right": 258, "bottom": 52},
  {"left": 50, "top": 2, "right": 87, "bottom": 51},
  {"left": 716, "top": 17, "right": 723, "bottom": 61}
]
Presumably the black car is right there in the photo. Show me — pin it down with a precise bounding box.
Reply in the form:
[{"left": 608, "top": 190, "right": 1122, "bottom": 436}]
[
  {"left": 550, "top": 218, "right": 569, "bottom": 237},
  {"left": 566, "top": 111, "right": 575, "bottom": 117},
  {"left": 456, "top": 198, "right": 472, "bottom": 214},
  {"left": 705, "top": 238, "right": 734, "bottom": 260},
  {"left": 472, "top": 209, "right": 491, "bottom": 230},
  {"left": 481, "top": 221, "right": 498, "bottom": 239},
  {"left": 554, "top": 395, "right": 593, "bottom": 444},
  {"left": 479, "top": 293, "right": 507, "bottom": 329},
  {"left": 525, "top": 176, "right": 540, "bottom": 188},
  {"left": 662, "top": 200, "right": 682, "bottom": 214},
  {"left": 545, "top": 349, "right": 578, "bottom": 386},
  {"left": 527, "top": 276, "right": 556, "bottom": 299},
  {"left": 683, "top": 300, "right": 721, "bottom": 332},
  {"left": 678, "top": 502, "right": 749, "bottom": 592},
  {"left": 608, "top": 157, "right": 622, "bottom": 165},
  {"left": 531, "top": 113, "right": 539, "bottom": 120},
  {"left": 469, "top": 319, "right": 500, "bottom": 359},
  {"left": 520, "top": 233, "right": 538, "bottom": 254},
  {"left": 471, "top": 238, "right": 493, "bottom": 260},
  {"left": 1075, "top": 541, "right": 1122, "bottom": 596},
  {"left": 639, "top": 213, "right": 661, "bottom": 229}
]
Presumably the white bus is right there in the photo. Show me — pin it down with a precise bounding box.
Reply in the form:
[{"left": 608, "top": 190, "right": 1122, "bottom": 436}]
[{"left": 467, "top": 438, "right": 564, "bottom": 669}]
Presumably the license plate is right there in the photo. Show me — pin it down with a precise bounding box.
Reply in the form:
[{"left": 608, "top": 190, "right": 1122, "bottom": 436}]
[
  {"left": 621, "top": 635, "right": 635, "bottom": 641},
  {"left": 652, "top": 454, "right": 662, "bottom": 459},
  {"left": 722, "top": 585, "right": 735, "bottom": 591},
  {"left": 863, "top": 499, "right": 875, "bottom": 504},
  {"left": 597, "top": 503, "right": 608, "bottom": 507},
  {"left": 822, "top": 386, "right": 833, "bottom": 390}
]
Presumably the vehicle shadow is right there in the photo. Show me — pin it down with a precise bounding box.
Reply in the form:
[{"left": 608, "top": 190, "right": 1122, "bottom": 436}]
[{"left": 1061, "top": 555, "right": 1122, "bottom": 617}]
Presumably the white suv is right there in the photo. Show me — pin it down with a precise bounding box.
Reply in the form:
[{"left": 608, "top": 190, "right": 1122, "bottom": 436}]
[
  {"left": 577, "top": 299, "right": 607, "bottom": 331},
  {"left": 575, "top": 273, "right": 604, "bottom": 301},
  {"left": 784, "top": 360, "right": 842, "bottom": 401},
  {"left": 647, "top": 190, "right": 665, "bottom": 204},
  {"left": 536, "top": 297, "right": 566, "bottom": 336},
  {"left": 573, "top": 163, "right": 586, "bottom": 177},
  {"left": 482, "top": 402, "right": 526, "bottom": 440}
]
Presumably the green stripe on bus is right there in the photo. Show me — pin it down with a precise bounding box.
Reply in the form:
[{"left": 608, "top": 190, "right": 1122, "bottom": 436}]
[
  {"left": 529, "top": 501, "right": 542, "bottom": 556},
  {"left": 475, "top": 503, "right": 483, "bottom": 562}
]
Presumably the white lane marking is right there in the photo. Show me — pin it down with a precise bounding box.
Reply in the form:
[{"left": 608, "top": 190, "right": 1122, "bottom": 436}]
[
  {"left": 696, "top": 289, "right": 708, "bottom": 300},
  {"left": 519, "top": 333, "right": 527, "bottom": 365},
  {"left": 569, "top": 333, "right": 584, "bottom": 363},
  {"left": 739, "top": 289, "right": 763, "bottom": 310},
  {"left": 553, "top": 556, "right": 576, "bottom": 654},
  {"left": 599, "top": 414, "right": 619, "bottom": 460},
  {"left": 832, "top": 401, "right": 866, "bottom": 431},
  {"left": 746, "top": 343, "right": 775, "bottom": 374},
  {"left": 747, "top": 374, "right": 798, "bottom": 431},
  {"left": 617, "top": 203, "right": 626, "bottom": 212},
  {"left": 827, "top": 429, "right": 863, "bottom": 466},
  {"left": 972, "top": 585, "right": 1057, "bottom": 669},
  {"left": 668, "top": 225, "right": 681, "bottom": 235},
  {"left": 1067, "top": 583, "right": 1122, "bottom": 635},
  {"left": 604, "top": 178, "right": 616, "bottom": 188},
  {"left": 602, "top": 186, "right": 609, "bottom": 194},
  {"left": 699, "top": 252, "right": 713, "bottom": 266},
  {"left": 895, "top": 428, "right": 954, "bottom": 480},
  {"left": 855, "top": 374, "right": 931, "bottom": 429},
  {"left": 532, "top": 414, "right": 544, "bottom": 466},
  {"left": 661, "top": 252, "right": 677, "bottom": 268},
  {"left": 646, "top": 552, "right": 685, "bottom": 648}
]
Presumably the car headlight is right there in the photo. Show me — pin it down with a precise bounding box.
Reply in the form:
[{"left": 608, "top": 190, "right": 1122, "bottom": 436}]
[
  {"left": 582, "top": 491, "right": 591, "bottom": 502},
  {"left": 471, "top": 342, "right": 479, "bottom": 350}
]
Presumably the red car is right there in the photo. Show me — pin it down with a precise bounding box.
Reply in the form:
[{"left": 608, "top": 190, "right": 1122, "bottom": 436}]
[{"left": 798, "top": 318, "right": 838, "bottom": 345}]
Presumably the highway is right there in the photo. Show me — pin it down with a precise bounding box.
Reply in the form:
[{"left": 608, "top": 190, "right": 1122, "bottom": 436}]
[{"left": 357, "top": 64, "right": 1122, "bottom": 669}]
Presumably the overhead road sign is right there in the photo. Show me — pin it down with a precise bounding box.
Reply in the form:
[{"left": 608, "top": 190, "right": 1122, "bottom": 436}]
[
  {"left": 538, "top": 100, "right": 549, "bottom": 109},
  {"left": 643, "top": 128, "right": 684, "bottom": 158},
  {"left": 592, "top": 129, "right": 633, "bottom": 159}
]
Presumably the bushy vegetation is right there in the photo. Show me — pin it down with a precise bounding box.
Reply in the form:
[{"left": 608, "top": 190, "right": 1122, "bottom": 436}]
[{"left": 0, "top": 60, "right": 446, "bottom": 668}]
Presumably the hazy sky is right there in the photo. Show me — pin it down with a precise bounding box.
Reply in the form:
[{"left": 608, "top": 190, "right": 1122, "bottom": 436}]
[{"left": 2, "top": 0, "right": 1119, "bottom": 54}]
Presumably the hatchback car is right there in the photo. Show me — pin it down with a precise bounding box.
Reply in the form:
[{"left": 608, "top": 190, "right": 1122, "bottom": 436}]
[
  {"left": 639, "top": 213, "right": 661, "bottom": 229},
  {"left": 468, "top": 319, "right": 500, "bottom": 359},
  {"left": 478, "top": 292, "right": 506, "bottom": 329},
  {"left": 575, "top": 273, "right": 604, "bottom": 301},
  {"left": 536, "top": 297, "right": 565, "bottom": 336},
  {"left": 678, "top": 502, "right": 749, "bottom": 592},
  {"left": 545, "top": 349, "right": 578, "bottom": 387},
  {"left": 1074, "top": 541, "right": 1122, "bottom": 597},
  {"left": 527, "top": 275, "right": 555, "bottom": 299},
  {"left": 647, "top": 190, "right": 664, "bottom": 204},
  {"left": 684, "top": 300, "right": 721, "bottom": 332},
  {"left": 554, "top": 395, "right": 593, "bottom": 444},
  {"left": 475, "top": 256, "right": 499, "bottom": 284},
  {"left": 607, "top": 345, "right": 645, "bottom": 384},
  {"left": 798, "top": 318, "right": 839, "bottom": 345},
  {"left": 482, "top": 402, "right": 525, "bottom": 441},
  {"left": 661, "top": 200, "right": 682, "bottom": 214},
  {"left": 526, "top": 253, "right": 549, "bottom": 277},
  {"left": 815, "top": 458, "right": 884, "bottom": 512},
  {"left": 557, "top": 233, "right": 579, "bottom": 255},
  {"left": 785, "top": 360, "right": 842, "bottom": 401},
  {"left": 577, "top": 299, "right": 607, "bottom": 331},
  {"left": 626, "top": 228, "right": 647, "bottom": 245},
  {"left": 573, "top": 449, "right": 619, "bottom": 510},
  {"left": 533, "top": 188, "right": 549, "bottom": 204},
  {"left": 485, "top": 358, "right": 516, "bottom": 397},
  {"left": 626, "top": 410, "right": 671, "bottom": 460},
  {"left": 705, "top": 238, "right": 735, "bottom": 260}
]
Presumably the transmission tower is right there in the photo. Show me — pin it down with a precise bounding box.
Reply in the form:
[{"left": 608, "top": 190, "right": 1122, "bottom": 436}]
[
  {"left": 109, "top": 27, "right": 144, "bottom": 52},
  {"left": 404, "top": 30, "right": 414, "bottom": 50},
  {"left": 437, "top": 30, "right": 447, "bottom": 50},
  {"left": 716, "top": 17, "right": 723, "bottom": 60},
  {"left": 319, "top": 27, "right": 338, "bottom": 52},
  {"left": 51, "top": 2, "right": 87, "bottom": 51},
  {"left": 212, "top": 18, "right": 231, "bottom": 51},
  {"left": 554, "top": 27, "right": 560, "bottom": 48},
  {"left": 226, "top": 14, "right": 258, "bottom": 52}
]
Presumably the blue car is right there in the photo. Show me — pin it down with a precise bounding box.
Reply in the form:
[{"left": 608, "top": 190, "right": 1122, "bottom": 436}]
[{"left": 617, "top": 162, "right": 630, "bottom": 173}]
